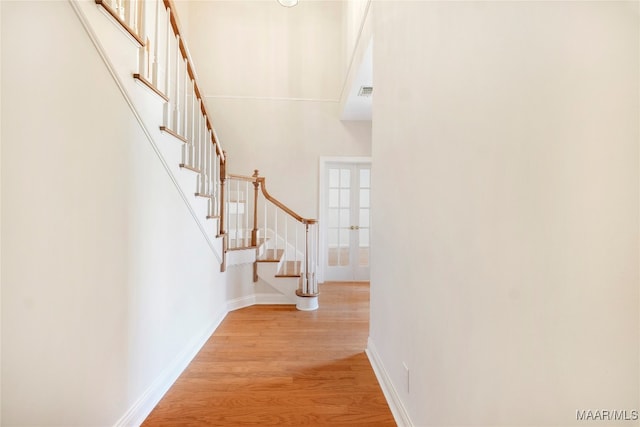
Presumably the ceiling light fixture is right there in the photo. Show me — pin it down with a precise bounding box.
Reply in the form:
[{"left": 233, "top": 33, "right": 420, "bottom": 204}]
[{"left": 277, "top": 0, "right": 298, "bottom": 7}]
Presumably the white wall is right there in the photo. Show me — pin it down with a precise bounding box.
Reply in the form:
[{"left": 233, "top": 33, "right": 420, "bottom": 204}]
[
  {"left": 344, "top": 0, "right": 369, "bottom": 71},
  {"left": 185, "top": 0, "right": 344, "bottom": 101},
  {"left": 370, "top": 2, "right": 639, "bottom": 426},
  {"left": 207, "top": 98, "right": 370, "bottom": 219},
  {"left": 339, "top": 0, "right": 373, "bottom": 121},
  {"left": 1, "top": 1, "right": 228, "bottom": 425}
]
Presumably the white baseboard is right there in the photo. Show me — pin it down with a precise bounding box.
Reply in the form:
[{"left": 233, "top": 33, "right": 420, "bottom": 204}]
[
  {"left": 227, "top": 293, "right": 295, "bottom": 311},
  {"left": 227, "top": 295, "right": 257, "bottom": 311},
  {"left": 366, "top": 337, "right": 414, "bottom": 427},
  {"left": 254, "top": 293, "right": 295, "bottom": 305},
  {"left": 114, "top": 309, "right": 228, "bottom": 427}
]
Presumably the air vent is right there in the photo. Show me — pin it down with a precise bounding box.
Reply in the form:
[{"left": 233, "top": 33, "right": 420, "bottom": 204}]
[{"left": 358, "top": 86, "right": 373, "bottom": 97}]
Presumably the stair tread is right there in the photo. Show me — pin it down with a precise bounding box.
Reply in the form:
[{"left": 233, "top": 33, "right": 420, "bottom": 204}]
[
  {"left": 276, "top": 260, "right": 302, "bottom": 277},
  {"left": 195, "top": 192, "right": 215, "bottom": 199},
  {"left": 226, "top": 237, "right": 266, "bottom": 251},
  {"left": 257, "top": 249, "right": 284, "bottom": 262}
]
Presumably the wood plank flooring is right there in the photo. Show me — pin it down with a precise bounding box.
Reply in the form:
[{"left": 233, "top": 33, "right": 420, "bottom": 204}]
[{"left": 142, "top": 281, "right": 395, "bottom": 426}]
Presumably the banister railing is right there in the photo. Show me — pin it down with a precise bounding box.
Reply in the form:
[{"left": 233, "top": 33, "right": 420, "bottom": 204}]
[
  {"left": 94, "top": 0, "right": 226, "bottom": 164},
  {"left": 94, "top": 0, "right": 317, "bottom": 300},
  {"left": 225, "top": 171, "right": 319, "bottom": 299},
  {"left": 96, "top": 0, "right": 227, "bottom": 243}
]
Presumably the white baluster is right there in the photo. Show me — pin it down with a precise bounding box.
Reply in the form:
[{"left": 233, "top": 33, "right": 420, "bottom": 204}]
[
  {"left": 182, "top": 60, "right": 188, "bottom": 139},
  {"left": 193, "top": 91, "right": 198, "bottom": 168},
  {"left": 138, "top": 43, "right": 148, "bottom": 81},
  {"left": 115, "top": 0, "right": 124, "bottom": 22},
  {"left": 129, "top": 0, "right": 138, "bottom": 35},
  {"left": 212, "top": 141, "right": 217, "bottom": 199},
  {"left": 235, "top": 179, "right": 240, "bottom": 246},
  {"left": 210, "top": 132, "right": 214, "bottom": 197},
  {"left": 214, "top": 151, "right": 219, "bottom": 216},
  {"left": 203, "top": 128, "right": 208, "bottom": 194},
  {"left": 202, "top": 118, "right": 207, "bottom": 194},
  {"left": 263, "top": 203, "right": 267, "bottom": 249},
  {"left": 197, "top": 113, "right": 203, "bottom": 191},
  {"left": 173, "top": 35, "right": 181, "bottom": 133},
  {"left": 202, "top": 121, "right": 208, "bottom": 195},
  {"left": 205, "top": 129, "right": 209, "bottom": 184},
  {"left": 190, "top": 83, "right": 196, "bottom": 166},
  {"left": 225, "top": 184, "right": 229, "bottom": 245},
  {"left": 136, "top": 0, "right": 146, "bottom": 70},
  {"left": 295, "top": 223, "right": 298, "bottom": 265},
  {"left": 187, "top": 82, "right": 193, "bottom": 162},
  {"left": 245, "top": 180, "right": 249, "bottom": 243},
  {"left": 284, "top": 216, "right": 288, "bottom": 262},
  {"left": 313, "top": 225, "right": 317, "bottom": 294},
  {"left": 207, "top": 138, "right": 212, "bottom": 196},
  {"left": 304, "top": 224, "right": 309, "bottom": 294},
  {"left": 163, "top": 7, "right": 171, "bottom": 102},
  {"left": 274, "top": 207, "right": 278, "bottom": 252},
  {"left": 308, "top": 224, "right": 313, "bottom": 294},
  {"left": 151, "top": 0, "right": 160, "bottom": 86},
  {"left": 162, "top": 9, "right": 171, "bottom": 125}
]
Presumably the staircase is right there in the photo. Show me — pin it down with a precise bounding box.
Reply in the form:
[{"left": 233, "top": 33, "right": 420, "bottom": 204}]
[
  {"left": 224, "top": 171, "right": 319, "bottom": 310},
  {"left": 77, "top": 0, "right": 319, "bottom": 310}
]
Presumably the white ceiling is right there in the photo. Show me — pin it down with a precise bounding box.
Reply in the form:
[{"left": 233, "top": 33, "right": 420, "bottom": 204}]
[{"left": 340, "top": 39, "right": 373, "bottom": 121}]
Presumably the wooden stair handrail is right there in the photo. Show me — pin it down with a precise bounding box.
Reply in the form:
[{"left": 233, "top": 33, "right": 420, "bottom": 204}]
[
  {"left": 257, "top": 177, "right": 317, "bottom": 225},
  {"left": 227, "top": 172, "right": 317, "bottom": 225},
  {"left": 163, "top": 0, "right": 225, "bottom": 163},
  {"left": 227, "top": 173, "right": 258, "bottom": 182}
]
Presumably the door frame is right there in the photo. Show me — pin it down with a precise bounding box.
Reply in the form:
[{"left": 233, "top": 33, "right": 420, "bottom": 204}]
[{"left": 318, "top": 156, "right": 372, "bottom": 283}]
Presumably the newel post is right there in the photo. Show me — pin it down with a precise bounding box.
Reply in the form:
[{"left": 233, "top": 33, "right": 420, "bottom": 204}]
[
  {"left": 251, "top": 170, "right": 260, "bottom": 247},
  {"left": 251, "top": 170, "right": 261, "bottom": 283}
]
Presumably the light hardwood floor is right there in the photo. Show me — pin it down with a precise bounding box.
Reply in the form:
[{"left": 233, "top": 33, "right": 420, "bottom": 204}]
[{"left": 142, "top": 281, "right": 395, "bottom": 426}]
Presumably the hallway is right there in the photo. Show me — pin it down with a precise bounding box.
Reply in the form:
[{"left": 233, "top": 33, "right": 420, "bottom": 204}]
[{"left": 142, "top": 282, "right": 395, "bottom": 425}]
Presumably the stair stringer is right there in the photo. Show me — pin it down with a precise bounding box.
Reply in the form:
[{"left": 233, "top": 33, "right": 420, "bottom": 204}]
[{"left": 225, "top": 247, "right": 256, "bottom": 267}]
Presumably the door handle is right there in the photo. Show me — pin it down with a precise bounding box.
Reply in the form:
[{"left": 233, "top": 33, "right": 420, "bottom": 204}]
[{"left": 349, "top": 226, "right": 360, "bottom": 230}]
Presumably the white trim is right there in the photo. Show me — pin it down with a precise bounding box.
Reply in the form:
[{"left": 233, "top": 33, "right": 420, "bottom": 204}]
[
  {"left": 203, "top": 95, "right": 339, "bottom": 103},
  {"left": 69, "top": 0, "right": 222, "bottom": 263},
  {"left": 318, "top": 157, "right": 372, "bottom": 283},
  {"left": 254, "top": 293, "right": 295, "bottom": 305},
  {"left": 227, "top": 293, "right": 295, "bottom": 311},
  {"left": 226, "top": 295, "right": 257, "bottom": 312},
  {"left": 366, "top": 337, "right": 414, "bottom": 427},
  {"left": 114, "top": 310, "right": 228, "bottom": 427}
]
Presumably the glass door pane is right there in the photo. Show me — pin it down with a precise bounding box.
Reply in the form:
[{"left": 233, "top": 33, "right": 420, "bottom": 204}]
[
  {"left": 324, "top": 162, "right": 371, "bottom": 281},
  {"left": 356, "top": 165, "right": 370, "bottom": 270},
  {"left": 326, "top": 166, "right": 351, "bottom": 268}
]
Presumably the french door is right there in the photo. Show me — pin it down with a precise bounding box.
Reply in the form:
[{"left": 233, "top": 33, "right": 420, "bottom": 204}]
[{"left": 324, "top": 162, "right": 371, "bottom": 281}]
